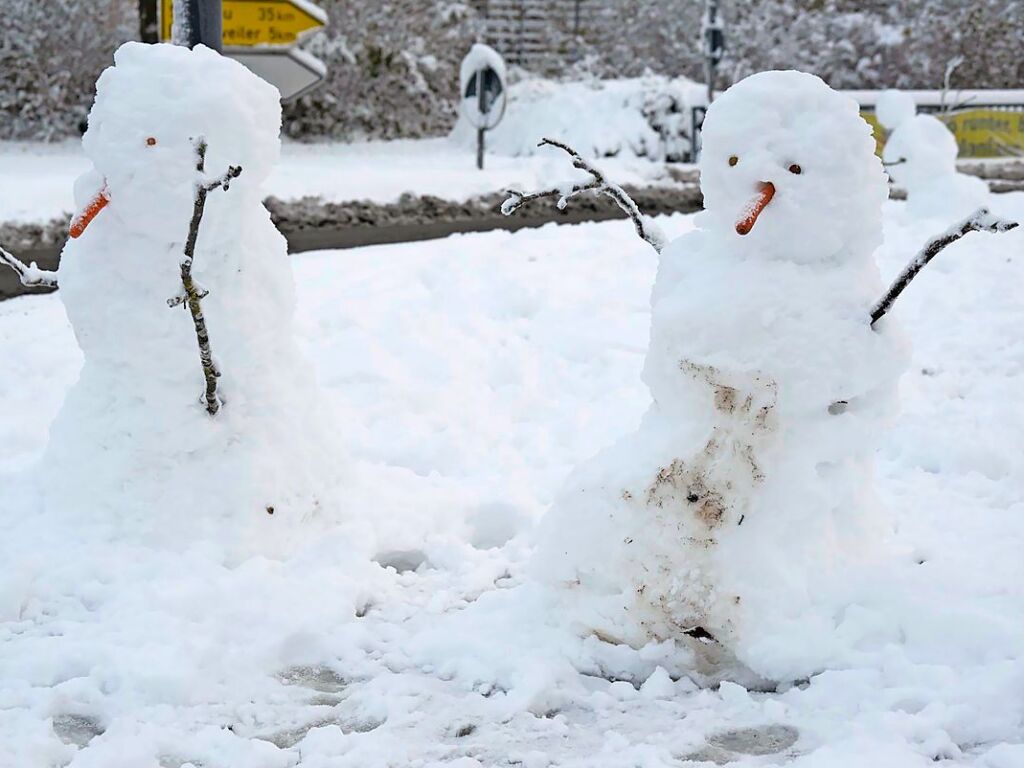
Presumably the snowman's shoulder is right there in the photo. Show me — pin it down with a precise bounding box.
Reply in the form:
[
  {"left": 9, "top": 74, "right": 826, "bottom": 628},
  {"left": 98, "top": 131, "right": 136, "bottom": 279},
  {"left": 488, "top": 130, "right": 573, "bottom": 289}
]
[{"left": 656, "top": 228, "right": 739, "bottom": 282}]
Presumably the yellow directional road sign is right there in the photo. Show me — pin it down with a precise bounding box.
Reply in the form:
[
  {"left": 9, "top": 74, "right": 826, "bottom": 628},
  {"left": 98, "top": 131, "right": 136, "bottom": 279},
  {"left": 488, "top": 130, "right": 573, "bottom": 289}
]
[{"left": 160, "top": 0, "right": 327, "bottom": 47}]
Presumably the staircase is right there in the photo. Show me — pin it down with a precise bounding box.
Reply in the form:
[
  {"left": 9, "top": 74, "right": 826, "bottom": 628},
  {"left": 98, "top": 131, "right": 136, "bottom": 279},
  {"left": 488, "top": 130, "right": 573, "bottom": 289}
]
[{"left": 477, "top": 0, "right": 588, "bottom": 70}]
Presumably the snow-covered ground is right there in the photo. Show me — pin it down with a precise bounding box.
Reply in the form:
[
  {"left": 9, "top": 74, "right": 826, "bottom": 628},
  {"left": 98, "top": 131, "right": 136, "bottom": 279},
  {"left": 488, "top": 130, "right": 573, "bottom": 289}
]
[
  {"left": 0, "top": 139, "right": 674, "bottom": 224},
  {"left": 2, "top": 199, "right": 1024, "bottom": 767}
]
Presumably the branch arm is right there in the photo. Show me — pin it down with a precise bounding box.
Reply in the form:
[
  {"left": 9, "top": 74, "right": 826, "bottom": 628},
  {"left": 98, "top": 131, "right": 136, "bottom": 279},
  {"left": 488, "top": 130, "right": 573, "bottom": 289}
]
[
  {"left": 171, "top": 137, "right": 242, "bottom": 416},
  {"left": 870, "top": 207, "right": 1018, "bottom": 327},
  {"left": 501, "top": 137, "right": 666, "bottom": 253},
  {"left": 0, "top": 245, "right": 58, "bottom": 288}
]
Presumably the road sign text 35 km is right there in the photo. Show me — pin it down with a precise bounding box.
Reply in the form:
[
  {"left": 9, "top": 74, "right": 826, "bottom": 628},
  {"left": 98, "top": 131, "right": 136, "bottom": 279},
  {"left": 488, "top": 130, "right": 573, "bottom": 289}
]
[{"left": 160, "top": 0, "right": 327, "bottom": 47}]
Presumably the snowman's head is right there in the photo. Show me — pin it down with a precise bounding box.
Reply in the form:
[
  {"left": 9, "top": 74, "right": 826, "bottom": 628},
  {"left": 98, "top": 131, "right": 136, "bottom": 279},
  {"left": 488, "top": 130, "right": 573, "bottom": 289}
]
[
  {"left": 699, "top": 71, "right": 887, "bottom": 264},
  {"left": 882, "top": 113, "right": 959, "bottom": 190},
  {"left": 72, "top": 42, "right": 281, "bottom": 241},
  {"left": 874, "top": 89, "right": 916, "bottom": 131}
]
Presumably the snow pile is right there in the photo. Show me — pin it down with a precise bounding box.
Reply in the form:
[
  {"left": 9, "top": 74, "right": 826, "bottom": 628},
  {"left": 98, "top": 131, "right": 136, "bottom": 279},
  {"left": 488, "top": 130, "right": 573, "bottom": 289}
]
[
  {"left": 451, "top": 75, "right": 702, "bottom": 161},
  {"left": 2, "top": 202, "right": 1024, "bottom": 764},
  {"left": 42, "top": 42, "right": 347, "bottom": 557},
  {"left": 534, "top": 71, "right": 907, "bottom": 682},
  {"left": 876, "top": 89, "right": 989, "bottom": 221}
]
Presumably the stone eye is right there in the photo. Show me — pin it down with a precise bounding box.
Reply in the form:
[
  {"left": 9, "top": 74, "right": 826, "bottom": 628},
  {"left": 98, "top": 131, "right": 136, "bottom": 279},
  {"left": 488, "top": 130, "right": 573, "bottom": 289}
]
[
  {"left": 788, "top": 163, "right": 802, "bottom": 174},
  {"left": 146, "top": 137, "right": 157, "bottom": 147},
  {"left": 728, "top": 155, "right": 739, "bottom": 167}
]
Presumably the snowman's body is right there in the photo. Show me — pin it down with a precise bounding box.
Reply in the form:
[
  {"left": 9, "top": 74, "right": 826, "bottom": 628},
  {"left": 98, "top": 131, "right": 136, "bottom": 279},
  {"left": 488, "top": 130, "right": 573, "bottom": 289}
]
[
  {"left": 43, "top": 43, "right": 344, "bottom": 551},
  {"left": 534, "top": 72, "right": 906, "bottom": 680},
  {"left": 876, "top": 89, "right": 988, "bottom": 221}
]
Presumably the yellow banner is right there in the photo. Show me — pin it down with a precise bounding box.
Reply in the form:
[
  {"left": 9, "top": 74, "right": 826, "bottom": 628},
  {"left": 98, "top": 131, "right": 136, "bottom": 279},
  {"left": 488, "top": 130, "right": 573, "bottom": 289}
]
[
  {"left": 160, "top": 0, "right": 326, "bottom": 47},
  {"left": 862, "top": 108, "right": 1024, "bottom": 159}
]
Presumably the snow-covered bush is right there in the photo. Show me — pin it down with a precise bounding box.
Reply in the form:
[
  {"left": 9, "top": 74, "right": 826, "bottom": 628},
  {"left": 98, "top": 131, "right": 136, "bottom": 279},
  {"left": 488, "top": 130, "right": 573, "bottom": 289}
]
[
  {"left": 3, "top": 0, "right": 1023, "bottom": 142},
  {"left": 0, "top": 0, "right": 136, "bottom": 140},
  {"left": 280, "top": 1, "right": 481, "bottom": 141},
  {"left": 451, "top": 75, "right": 702, "bottom": 161}
]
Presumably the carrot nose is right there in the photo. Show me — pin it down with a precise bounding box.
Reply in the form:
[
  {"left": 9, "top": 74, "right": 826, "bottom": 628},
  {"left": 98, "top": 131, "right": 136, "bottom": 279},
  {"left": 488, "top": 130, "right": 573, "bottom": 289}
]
[
  {"left": 69, "top": 188, "right": 110, "bottom": 239},
  {"left": 735, "top": 181, "right": 775, "bottom": 236}
]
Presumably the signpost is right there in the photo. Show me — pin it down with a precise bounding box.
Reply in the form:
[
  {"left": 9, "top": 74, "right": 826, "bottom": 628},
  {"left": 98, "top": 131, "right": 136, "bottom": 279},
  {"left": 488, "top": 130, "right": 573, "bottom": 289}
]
[
  {"left": 229, "top": 48, "right": 327, "bottom": 101},
  {"left": 160, "top": 0, "right": 326, "bottom": 47},
  {"left": 702, "top": 0, "right": 724, "bottom": 107},
  {"left": 459, "top": 45, "right": 507, "bottom": 170},
  {"left": 692, "top": 0, "right": 725, "bottom": 161},
  {"left": 157, "top": 0, "right": 328, "bottom": 101}
]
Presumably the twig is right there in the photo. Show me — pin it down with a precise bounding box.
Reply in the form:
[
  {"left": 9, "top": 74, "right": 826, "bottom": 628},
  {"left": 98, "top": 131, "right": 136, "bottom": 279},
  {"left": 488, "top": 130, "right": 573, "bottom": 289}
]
[
  {"left": 0, "top": 245, "right": 58, "bottom": 288},
  {"left": 169, "top": 137, "right": 243, "bottom": 416},
  {"left": 870, "top": 207, "right": 1018, "bottom": 327},
  {"left": 501, "top": 138, "right": 667, "bottom": 253}
]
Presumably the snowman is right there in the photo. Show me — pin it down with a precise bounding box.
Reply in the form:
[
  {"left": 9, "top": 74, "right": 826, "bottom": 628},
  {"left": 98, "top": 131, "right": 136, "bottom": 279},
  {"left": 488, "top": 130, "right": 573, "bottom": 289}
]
[
  {"left": 532, "top": 71, "right": 907, "bottom": 682},
  {"left": 875, "top": 89, "right": 988, "bottom": 221},
  {"left": 40, "top": 42, "right": 345, "bottom": 553}
]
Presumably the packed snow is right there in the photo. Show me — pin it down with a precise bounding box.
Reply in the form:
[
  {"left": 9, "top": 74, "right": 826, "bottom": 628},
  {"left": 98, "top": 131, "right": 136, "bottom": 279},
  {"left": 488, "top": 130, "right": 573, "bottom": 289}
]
[
  {"left": 2, "top": 50, "right": 1024, "bottom": 768},
  {"left": 3, "top": 189, "right": 1024, "bottom": 764}
]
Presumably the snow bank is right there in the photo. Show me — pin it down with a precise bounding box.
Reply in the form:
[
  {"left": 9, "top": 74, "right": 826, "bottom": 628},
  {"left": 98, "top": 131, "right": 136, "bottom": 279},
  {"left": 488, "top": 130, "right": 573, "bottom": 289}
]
[
  {"left": 451, "top": 75, "right": 702, "bottom": 161},
  {"left": 2, "top": 202, "right": 1024, "bottom": 764}
]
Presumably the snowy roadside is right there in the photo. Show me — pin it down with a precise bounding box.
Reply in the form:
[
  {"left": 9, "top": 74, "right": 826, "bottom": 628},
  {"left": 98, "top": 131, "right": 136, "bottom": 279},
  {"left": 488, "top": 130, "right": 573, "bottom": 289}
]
[
  {"left": 0, "top": 138, "right": 677, "bottom": 226},
  {"left": 2, "top": 199, "right": 1024, "bottom": 766},
  {"left": 3, "top": 138, "right": 1021, "bottom": 229}
]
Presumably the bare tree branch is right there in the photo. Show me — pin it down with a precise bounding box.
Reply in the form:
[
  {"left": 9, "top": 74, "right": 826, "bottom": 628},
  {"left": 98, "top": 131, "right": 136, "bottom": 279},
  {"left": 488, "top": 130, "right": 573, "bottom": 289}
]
[
  {"left": 0, "top": 245, "right": 58, "bottom": 288},
  {"left": 169, "top": 137, "right": 243, "bottom": 416},
  {"left": 870, "top": 207, "right": 1018, "bottom": 327},
  {"left": 501, "top": 138, "right": 667, "bottom": 253}
]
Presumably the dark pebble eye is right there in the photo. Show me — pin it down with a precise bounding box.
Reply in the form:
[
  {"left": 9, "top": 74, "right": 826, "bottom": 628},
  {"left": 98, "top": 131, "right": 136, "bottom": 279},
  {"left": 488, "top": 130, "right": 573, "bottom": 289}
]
[
  {"left": 146, "top": 137, "right": 157, "bottom": 147},
  {"left": 728, "top": 155, "right": 739, "bottom": 167},
  {"left": 788, "top": 163, "right": 802, "bottom": 174}
]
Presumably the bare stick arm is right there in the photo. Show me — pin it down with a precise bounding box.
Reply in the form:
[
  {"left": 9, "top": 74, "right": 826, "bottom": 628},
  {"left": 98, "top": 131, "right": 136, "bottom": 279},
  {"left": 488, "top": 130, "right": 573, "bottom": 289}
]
[
  {"left": 0, "top": 245, "right": 58, "bottom": 288},
  {"left": 870, "top": 207, "right": 1018, "bottom": 327},
  {"left": 501, "top": 138, "right": 666, "bottom": 253},
  {"left": 170, "top": 137, "right": 243, "bottom": 416}
]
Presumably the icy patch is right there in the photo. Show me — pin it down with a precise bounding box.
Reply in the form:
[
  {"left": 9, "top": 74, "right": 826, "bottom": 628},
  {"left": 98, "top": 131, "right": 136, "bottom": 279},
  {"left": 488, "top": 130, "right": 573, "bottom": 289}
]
[
  {"left": 373, "top": 549, "right": 430, "bottom": 573},
  {"left": 277, "top": 664, "right": 350, "bottom": 694},
  {"left": 52, "top": 713, "right": 105, "bottom": 747}
]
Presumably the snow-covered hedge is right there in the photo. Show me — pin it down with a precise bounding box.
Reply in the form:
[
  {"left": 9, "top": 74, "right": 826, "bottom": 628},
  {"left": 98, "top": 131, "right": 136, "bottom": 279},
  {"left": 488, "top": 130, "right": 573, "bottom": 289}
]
[
  {"left": 0, "top": 1, "right": 136, "bottom": 140},
  {"left": 280, "top": 1, "right": 480, "bottom": 141},
  {"left": 450, "top": 75, "right": 703, "bottom": 161},
  {"left": 0, "top": 0, "right": 481, "bottom": 143}
]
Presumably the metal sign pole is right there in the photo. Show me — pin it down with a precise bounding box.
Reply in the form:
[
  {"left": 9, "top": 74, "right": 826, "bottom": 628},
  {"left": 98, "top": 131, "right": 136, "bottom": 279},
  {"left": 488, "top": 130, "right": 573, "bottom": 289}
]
[
  {"left": 477, "top": 67, "right": 486, "bottom": 170},
  {"left": 139, "top": 0, "right": 159, "bottom": 42},
  {"left": 704, "top": 0, "right": 720, "bottom": 106},
  {"left": 176, "top": 0, "right": 223, "bottom": 50}
]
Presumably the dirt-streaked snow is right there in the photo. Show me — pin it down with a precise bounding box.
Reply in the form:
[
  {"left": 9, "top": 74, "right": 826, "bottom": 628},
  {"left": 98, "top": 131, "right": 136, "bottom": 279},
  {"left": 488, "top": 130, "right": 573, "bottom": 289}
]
[{"left": 2, "top": 201, "right": 1023, "bottom": 766}]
